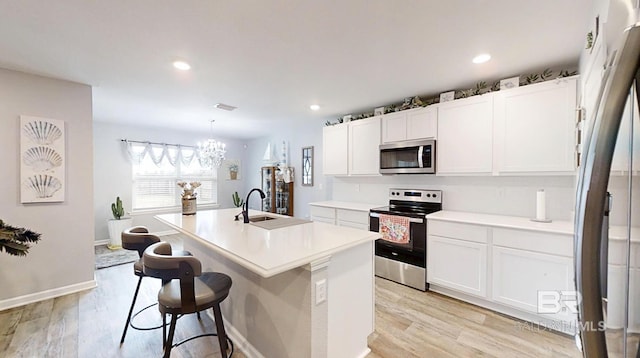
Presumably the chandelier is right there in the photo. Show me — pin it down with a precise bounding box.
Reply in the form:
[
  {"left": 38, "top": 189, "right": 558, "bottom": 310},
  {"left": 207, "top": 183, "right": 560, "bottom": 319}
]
[{"left": 198, "top": 120, "right": 226, "bottom": 168}]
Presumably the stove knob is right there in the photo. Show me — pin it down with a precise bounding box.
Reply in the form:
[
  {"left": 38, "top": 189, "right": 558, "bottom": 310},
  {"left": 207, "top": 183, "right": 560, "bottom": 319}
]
[
  {"left": 432, "top": 193, "right": 437, "bottom": 198},
  {"left": 426, "top": 194, "right": 431, "bottom": 197}
]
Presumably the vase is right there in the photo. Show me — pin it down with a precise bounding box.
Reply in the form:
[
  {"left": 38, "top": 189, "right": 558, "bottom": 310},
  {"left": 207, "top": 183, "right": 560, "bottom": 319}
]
[
  {"left": 230, "top": 171, "right": 238, "bottom": 180},
  {"left": 107, "top": 217, "right": 133, "bottom": 249},
  {"left": 182, "top": 197, "right": 197, "bottom": 215}
]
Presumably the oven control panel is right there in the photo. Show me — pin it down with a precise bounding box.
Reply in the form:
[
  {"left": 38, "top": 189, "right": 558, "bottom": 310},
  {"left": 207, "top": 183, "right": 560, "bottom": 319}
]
[{"left": 388, "top": 188, "right": 442, "bottom": 203}]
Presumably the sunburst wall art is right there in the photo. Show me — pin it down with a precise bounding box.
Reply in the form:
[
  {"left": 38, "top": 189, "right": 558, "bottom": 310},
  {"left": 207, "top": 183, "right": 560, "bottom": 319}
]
[{"left": 20, "top": 115, "right": 66, "bottom": 203}]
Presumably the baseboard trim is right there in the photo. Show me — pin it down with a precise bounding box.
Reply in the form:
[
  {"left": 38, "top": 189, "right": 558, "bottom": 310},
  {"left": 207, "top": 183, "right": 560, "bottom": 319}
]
[
  {"left": 94, "top": 230, "right": 178, "bottom": 246},
  {"left": 205, "top": 310, "right": 264, "bottom": 358},
  {"left": 0, "top": 278, "right": 97, "bottom": 311}
]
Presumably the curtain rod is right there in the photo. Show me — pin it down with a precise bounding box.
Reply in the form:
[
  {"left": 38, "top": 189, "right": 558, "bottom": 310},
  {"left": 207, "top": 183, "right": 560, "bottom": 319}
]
[{"left": 120, "top": 139, "right": 198, "bottom": 149}]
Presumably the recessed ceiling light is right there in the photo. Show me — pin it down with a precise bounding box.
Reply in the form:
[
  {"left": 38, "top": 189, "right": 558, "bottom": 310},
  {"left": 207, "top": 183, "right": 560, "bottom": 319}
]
[
  {"left": 310, "top": 104, "right": 320, "bottom": 111},
  {"left": 173, "top": 61, "right": 191, "bottom": 71},
  {"left": 472, "top": 53, "right": 491, "bottom": 64}
]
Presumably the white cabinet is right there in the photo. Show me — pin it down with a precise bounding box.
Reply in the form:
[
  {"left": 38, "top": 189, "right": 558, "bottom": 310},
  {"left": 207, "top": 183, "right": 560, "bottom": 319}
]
[
  {"left": 493, "top": 78, "right": 577, "bottom": 173},
  {"left": 322, "top": 117, "right": 381, "bottom": 176},
  {"left": 381, "top": 107, "right": 437, "bottom": 143},
  {"left": 322, "top": 124, "right": 348, "bottom": 175},
  {"left": 427, "top": 221, "right": 488, "bottom": 297},
  {"left": 428, "top": 236, "right": 487, "bottom": 297},
  {"left": 348, "top": 116, "right": 381, "bottom": 175},
  {"left": 492, "top": 246, "right": 574, "bottom": 320},
  {"left": 310, "top": 205, "right": 336, "bottom": 224},
  {"left": 437, "top": 95, "right": 494, "bottom": 174},
  {"left": 427, "top": 214, "right": 577, "bottom": 333},
  {"left": 337, "top": 209, "right": 369, "bottom": 230},
  {"left": 309, "top": 203, "right": 371, "bottom": 230}
]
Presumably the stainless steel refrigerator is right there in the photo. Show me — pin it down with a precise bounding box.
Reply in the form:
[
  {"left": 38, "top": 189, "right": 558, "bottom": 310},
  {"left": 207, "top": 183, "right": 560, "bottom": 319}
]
[{"left": 575, "top": 23, "right": 640, "bottom": 357}]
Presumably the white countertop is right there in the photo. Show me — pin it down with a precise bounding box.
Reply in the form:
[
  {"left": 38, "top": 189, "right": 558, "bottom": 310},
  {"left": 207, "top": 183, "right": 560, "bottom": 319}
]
[
  {"left": 308, "top": 201, "right": 383, "bottom": 212},
  {"left": 426, "top": 210, "right": 574, "bottom": 235},
  {"left": 427, "top": 210, "right": 639, "bottom": 241},
  {"left": 156, "top": 208, "right": 380, "bottom": 278}
]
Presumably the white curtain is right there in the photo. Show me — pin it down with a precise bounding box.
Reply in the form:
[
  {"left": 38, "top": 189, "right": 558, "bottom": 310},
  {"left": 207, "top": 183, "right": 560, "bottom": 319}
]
[{"left": 123, "top": 140, "right": 199, "bottom": 168}]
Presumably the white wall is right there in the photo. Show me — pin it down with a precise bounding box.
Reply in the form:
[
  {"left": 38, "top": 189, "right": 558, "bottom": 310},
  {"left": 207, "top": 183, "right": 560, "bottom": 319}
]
[
  {"left": 0, "top": 68, "right": 95, "bottom": 307},
  {"left": 93, "top": 121, "right": 248, "bottom": 241},
  {"left": 244, "top": 119, "right": 332, "bottom": 219}
]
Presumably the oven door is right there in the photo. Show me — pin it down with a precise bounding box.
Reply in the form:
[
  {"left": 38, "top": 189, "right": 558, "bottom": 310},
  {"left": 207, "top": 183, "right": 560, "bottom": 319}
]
[{"left": 369, "top": 212, "right": 426, "bottom": 268}]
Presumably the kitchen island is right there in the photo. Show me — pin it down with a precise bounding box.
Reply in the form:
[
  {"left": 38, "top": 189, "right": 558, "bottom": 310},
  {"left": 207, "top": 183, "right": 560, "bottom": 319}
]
[{"left": 156, "top": 208, "right": 379, "bottom": 358}]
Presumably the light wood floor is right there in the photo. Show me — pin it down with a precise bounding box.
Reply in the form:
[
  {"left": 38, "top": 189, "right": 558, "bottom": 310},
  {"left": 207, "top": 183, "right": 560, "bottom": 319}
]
[
  {"left": 0, "top": 240, "right": 581, "bottom": 357},
  {"left": 367, "top": 277, "right": 581, "bottom": 358}
]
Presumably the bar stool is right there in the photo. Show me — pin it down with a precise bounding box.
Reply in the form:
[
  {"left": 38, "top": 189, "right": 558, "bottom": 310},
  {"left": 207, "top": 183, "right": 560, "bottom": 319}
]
[
  {"left": 119, "top": 226, "right": 191, "bottom": 344},
  {"left": 143, "top": 242, "right": 233, "bottom": 358}
]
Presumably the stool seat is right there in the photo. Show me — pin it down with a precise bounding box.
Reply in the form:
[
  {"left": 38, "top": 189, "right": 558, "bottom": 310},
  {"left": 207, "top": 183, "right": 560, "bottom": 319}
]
[{"left": 158, "top": 272, "right": 231, "bottom": 313}]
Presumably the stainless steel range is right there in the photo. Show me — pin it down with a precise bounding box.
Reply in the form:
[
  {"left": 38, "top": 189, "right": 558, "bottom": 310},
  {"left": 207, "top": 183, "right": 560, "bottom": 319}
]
[{"left": 369, "top": 188, "right": 442, "bottom": 291}]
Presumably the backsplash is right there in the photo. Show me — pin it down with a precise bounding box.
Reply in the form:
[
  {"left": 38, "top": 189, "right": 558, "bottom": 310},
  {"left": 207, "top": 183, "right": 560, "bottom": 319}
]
[{"left": 332, "top": 175, "right": 577, "bottom": 222}]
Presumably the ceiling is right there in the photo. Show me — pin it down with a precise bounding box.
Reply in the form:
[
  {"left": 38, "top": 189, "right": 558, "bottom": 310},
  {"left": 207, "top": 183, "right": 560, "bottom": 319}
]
[{"left": 0, "top": 1, "right": 591, "bottom": 139}]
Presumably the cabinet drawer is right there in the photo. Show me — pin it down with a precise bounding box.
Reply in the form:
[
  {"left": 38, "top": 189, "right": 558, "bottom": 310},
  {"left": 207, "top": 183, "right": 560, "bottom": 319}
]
[
  {"left": 310, "top": 206, "right": 336, "bottom": 220},
  {"left": 337, "top": 209, "right": 369, "bottom": 225},
  {"left": 338, "top": 220, "right": 369, "bottom": 231},
  {"left": 493, "top": 228, "right": 572, "bottom": 257},
  {"left": 428, "top": 220, "right": 488, "bottom": 243}
]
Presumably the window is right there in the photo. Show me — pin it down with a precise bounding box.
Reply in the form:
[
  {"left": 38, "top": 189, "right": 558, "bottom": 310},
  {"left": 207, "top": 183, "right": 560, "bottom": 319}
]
[{"left": 131, "top": 144, "right": 217, "bottom": 210}]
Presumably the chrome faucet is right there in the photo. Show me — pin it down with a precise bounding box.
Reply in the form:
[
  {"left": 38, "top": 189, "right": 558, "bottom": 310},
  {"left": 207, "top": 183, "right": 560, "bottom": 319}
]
[{"left": 242, "top": 188, "right": 266, "bottom": 223}]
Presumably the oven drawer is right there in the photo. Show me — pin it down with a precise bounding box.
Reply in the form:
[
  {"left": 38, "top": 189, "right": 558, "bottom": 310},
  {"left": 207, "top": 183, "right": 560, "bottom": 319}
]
[{"left": 375, "top": 243, "right": 425, "bottom": 268}]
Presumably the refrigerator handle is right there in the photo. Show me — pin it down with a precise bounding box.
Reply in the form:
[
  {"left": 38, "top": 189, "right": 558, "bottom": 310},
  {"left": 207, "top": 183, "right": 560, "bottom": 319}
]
[{"left": 600, "top": 193, "right": 611, "bottom": 302}]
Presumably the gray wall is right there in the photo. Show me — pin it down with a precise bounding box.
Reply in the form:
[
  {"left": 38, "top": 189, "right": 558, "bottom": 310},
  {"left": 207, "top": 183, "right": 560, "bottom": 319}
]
[
  {"left": 93, "top": 121, "right": 248, "bottom": 241},
  {"left": 243, "top": 119, "right": 332, "bottom": 219},
  {"left": 0, "top": 68, "right": 94, "bottom": 305}
]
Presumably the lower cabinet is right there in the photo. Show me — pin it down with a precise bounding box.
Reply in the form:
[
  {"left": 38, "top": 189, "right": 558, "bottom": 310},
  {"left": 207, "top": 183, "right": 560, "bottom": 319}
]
[
  {"left": 428, "top": 236, "right": 487, "bottom": 297},
  {"left": 310, "top": 204, "right": 370, "bottom": 230},
  {"left": 492, "top": 246, "right": 574, "bottom": 321},
  {"left": 427, "top": 217, "right": 576, "bottom": 332}
]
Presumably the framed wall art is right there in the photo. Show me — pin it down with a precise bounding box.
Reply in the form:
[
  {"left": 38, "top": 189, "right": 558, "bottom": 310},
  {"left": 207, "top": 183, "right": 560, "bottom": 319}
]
[{"left": 20, "top": 115, "right": 66, "bottom": 203}]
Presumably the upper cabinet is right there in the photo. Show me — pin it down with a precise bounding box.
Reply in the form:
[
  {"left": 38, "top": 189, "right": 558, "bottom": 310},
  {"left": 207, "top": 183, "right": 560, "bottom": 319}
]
[
  {"left": 349, "top": 116, "right": 382, "bottom": 175},
  {"left": 493, "top": 77, "right": 578, "bottom": 174},
  {"left": 322, "top": 123, "right": 348, "bottom": 175},
  {"left": 382, "top": 107, "right": 437, "bottom": 143},
  {"left": 323, "top": 116, "right": 381, "bottom": 176},
  {"left": 437, "top": 95, "right": 494, "bottom": 175}
]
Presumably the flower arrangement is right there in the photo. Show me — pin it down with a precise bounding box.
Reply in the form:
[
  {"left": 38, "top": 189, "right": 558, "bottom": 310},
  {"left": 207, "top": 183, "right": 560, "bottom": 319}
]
[{"left": 177, "top": 181, "right": 201, "bottom": 199}]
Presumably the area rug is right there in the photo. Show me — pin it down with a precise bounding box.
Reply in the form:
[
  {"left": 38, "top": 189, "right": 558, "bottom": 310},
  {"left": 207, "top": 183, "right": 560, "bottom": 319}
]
[{"left": 95, "top": 244, "right": 139, "bottom": 270}]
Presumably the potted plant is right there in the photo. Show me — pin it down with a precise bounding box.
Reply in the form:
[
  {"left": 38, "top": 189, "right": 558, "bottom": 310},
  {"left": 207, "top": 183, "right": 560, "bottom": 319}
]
[
  {"left": 229, "top": 164, "right": 239, "bottom": 180},
  {"left": 177, "top": 181, "right": 201, "bottom": 215},
  {"left": 107, "top": 196, "right": 132, "bottom": 249},
  {"left": 0, "top": 219, "right": 41, "bottom": 256},
  {"left": 232, "top": 191, "right": 244, "bottom": 208}
]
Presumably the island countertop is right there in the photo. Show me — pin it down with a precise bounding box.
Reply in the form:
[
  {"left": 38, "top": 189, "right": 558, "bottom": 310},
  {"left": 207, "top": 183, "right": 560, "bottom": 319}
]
[{"left": 155, "top": 208, "right": 379, "bottom": 278}]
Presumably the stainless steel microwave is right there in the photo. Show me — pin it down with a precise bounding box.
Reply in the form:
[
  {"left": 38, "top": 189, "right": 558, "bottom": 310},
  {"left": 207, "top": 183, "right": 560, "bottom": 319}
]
[{"left": 379, "top": 139, "right": 436, "bottom": 174}]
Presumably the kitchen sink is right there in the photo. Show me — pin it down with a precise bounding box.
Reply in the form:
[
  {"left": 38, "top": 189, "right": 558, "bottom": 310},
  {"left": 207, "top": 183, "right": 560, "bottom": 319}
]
[
  {"left": 248, "top": 215, "right": 277, "bottom": 222},
  {"left": 247, "top": 215, "right": 312, "bottom": 230}
]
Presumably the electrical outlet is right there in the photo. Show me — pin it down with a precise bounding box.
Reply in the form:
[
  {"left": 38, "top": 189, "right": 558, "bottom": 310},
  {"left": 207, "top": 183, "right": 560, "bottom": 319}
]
[{"left": 315, "top": 279, "right": 327, "bottom": 304}]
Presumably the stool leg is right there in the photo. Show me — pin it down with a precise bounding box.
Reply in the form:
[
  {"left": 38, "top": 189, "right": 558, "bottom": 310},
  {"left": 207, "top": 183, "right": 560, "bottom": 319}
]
[
  {"left": 162, "top": 313, "right": 167, "bottom": 349},
  {"left": 120, "top": 276, "right": 143, "bottom": 344},
  {"left": 163, "top": 314, "right": 178, "bottom": 358},
  {"left": 197, "top": 311, "right": 201, "bottom": 320},
  {"left": 212, "top": 304, "right": 229, "bottom": 357}
]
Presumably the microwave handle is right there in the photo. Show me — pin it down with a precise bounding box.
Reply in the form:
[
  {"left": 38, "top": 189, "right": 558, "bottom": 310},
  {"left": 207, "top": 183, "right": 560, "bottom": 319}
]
[
  {"left": 369, "top": 212, "right": 424, "bottom": 224},
  {"left": 418, "top": 146, "right": 424, "bottom": 168}
]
